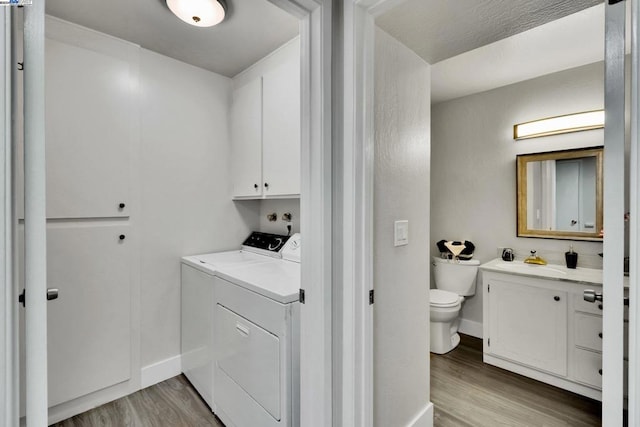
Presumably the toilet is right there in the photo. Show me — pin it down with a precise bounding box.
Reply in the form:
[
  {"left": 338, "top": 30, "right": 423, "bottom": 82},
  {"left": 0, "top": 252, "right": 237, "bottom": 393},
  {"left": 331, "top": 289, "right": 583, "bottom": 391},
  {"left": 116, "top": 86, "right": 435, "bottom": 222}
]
[{"left": 430, "top": 256, "right": 480, "bottom": 354}]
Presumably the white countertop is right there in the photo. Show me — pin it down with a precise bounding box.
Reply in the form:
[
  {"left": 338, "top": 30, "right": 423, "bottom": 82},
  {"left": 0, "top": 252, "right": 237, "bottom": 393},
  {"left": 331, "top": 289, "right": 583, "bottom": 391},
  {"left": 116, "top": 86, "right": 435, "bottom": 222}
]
[{"left": 480, "top": 258, "right": 607, "bottom": 286}]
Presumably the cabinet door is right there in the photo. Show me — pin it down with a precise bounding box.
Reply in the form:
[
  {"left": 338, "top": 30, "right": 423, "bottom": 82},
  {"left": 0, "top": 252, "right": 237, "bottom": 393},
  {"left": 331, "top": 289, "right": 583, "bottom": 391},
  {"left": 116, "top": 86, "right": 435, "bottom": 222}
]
[
  {"left": 231, "top": 78, "right": 263, "bottom": 198},
  {"left": 181, "top": 265, "right": 215, "bottom": 408},
  {"left": 488, "top": 280, "right": 568, "bottom": 376},
  {"left": 262, "top": 50, "right": 300, "bottom": 197},
  {"left": 19, "top": 224, "right": 131, "bottom": 407},
  {"left": 18, "top": 38, "right": 133, "bottom": 219}
]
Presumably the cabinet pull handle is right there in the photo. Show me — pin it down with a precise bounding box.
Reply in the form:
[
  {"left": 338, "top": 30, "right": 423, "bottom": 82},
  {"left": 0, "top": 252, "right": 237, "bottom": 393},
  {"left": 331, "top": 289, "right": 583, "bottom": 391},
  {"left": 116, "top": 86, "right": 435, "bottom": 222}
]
[
  {"left": 119, "top": 234, "right": 126, "bottom": 241},
  {"left": 236, "top": 323, "right": 250, "bottom": 337},
  {"left": 119, "top": 203, "right": 125, "bottom": 209},
  {"left": 599, "top": 332, "right": 603, "bottom": 339},
  {"left": 553, "top": 296, "right": 560, "bottom": 301},
  {"left": 598, "top": 303, "right": 603, "bottom": 310}
]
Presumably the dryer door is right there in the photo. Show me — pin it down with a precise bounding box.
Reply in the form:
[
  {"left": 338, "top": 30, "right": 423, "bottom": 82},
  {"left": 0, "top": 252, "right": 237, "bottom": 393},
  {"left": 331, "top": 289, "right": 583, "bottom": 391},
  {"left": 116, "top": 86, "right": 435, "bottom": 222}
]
[{"left": 216, "top": 304, "right": 281, "bottom": 420}]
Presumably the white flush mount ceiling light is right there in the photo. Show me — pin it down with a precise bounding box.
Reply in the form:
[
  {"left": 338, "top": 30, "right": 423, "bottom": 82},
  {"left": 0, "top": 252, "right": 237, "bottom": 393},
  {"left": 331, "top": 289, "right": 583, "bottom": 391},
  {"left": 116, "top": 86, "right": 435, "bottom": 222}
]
[
  {"left": 167, "top": 0, "right": 227, "bottom": 27},
  {"left": 514, "top": 110, "right": 605, "bottom": 140}
]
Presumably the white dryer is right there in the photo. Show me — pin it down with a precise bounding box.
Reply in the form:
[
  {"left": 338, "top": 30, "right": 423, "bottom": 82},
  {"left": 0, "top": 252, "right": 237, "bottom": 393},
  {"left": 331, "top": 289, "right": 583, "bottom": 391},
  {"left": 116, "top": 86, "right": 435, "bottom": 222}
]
[
  {"left": 213, "top": 233, "right": 301, "bottom": 427},
  {"left": 180, "top": 232, "right": 291, "bottom": 409}
]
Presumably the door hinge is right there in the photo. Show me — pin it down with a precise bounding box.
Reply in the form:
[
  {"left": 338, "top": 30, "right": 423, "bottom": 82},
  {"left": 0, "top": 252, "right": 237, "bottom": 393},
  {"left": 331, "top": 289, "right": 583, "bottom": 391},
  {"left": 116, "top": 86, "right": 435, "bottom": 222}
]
[
  {"left": 369, "top": 289, "right": 375, "bottom": 305},
  {"left": 299, "top": 288, "right": 305, "bottom": 304}
]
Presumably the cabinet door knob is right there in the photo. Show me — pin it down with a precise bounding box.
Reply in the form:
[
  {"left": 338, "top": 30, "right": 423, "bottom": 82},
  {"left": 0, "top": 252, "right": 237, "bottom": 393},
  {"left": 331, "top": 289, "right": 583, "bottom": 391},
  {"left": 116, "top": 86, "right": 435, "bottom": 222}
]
[
  {"left": 598, "top": 332, "right": 603, "bottom": 339},
  {"left": 598, "top": 369, "right": 603, "bottom": 376},
  {"left": 119, "top": 203, "right": 125, "bottom": 209},
  {"left": 264, "top": 182, "right": 269, "bottom": 189},
  {"left": 119, "top": 234, "right": 126, "bottom": 240},
  {"left": 254, "top": 184, "right": 258, "bottom": 189},
  {"left": 554, "top": 296, "right": 560, "bottom": 301},
  {"left": 598, "top": 303, "right": 603, "bottom": 310}
]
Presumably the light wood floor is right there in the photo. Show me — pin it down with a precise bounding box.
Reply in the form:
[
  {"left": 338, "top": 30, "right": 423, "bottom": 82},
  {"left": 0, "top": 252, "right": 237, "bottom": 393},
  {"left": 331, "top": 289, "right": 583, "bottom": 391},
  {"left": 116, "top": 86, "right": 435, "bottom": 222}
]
[
  {"left": 431, "top": 334, "right": 602, "bottom": 427},
  {"left": 50, "top": 375, "right": 223, "bottom": 427},
  {"left": 52, "top": 335, "right": 605, "bottom": 427}
]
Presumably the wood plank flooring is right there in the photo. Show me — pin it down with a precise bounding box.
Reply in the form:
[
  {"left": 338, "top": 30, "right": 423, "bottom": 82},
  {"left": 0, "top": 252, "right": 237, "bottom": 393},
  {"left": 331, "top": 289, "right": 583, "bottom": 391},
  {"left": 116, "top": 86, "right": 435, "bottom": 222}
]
[
  {"left": 431, "top": 334, "right": 602, "bottom": 427},
  {"left": 53, "top": 334, "right": 605, "bottom": 426},
  {"left": 50, "top": 375, "right": 223, "bottom": 427}
]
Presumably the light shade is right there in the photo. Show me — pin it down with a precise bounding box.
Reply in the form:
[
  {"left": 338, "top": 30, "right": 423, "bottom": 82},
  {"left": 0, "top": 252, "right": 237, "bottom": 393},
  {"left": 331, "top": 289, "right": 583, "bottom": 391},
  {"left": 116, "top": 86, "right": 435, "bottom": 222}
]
[
  {"left": 514, "top": 110, "right": 605, "bottom": 140},
  {"left": 167, "top": 0, "right": 227, "bottom": 27}
]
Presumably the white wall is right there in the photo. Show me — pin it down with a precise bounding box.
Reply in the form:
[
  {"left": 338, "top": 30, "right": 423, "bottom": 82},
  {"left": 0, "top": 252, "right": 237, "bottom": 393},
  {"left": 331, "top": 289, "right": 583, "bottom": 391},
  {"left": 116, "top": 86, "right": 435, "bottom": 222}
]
[
  {"left": 431, "top": 62, "right": 605, "bottom": 335},
  {"left": 139, "top": 49, "right": 259, "bottom": 366},
  {"left": 374, "top": 28, "right": 431, "bottom": 426},
  {"left": 256, "top": 199, "right": 300, "bottom": 235}
]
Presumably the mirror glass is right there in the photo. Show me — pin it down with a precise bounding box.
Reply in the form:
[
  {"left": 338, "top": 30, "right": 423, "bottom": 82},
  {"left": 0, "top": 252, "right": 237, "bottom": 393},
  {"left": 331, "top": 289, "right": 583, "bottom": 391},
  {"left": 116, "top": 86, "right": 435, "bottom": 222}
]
[{"left": 517, "top": 147, "right": 603, "bottom": 240}]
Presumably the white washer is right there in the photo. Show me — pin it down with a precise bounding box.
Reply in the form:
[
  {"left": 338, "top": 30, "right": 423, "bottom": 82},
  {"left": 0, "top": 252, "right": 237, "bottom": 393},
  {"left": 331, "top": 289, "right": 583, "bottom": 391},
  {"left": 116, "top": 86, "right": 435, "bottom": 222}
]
[
  {"left": 213, "top": 233, "right": 301, "bottom": 427},
  {"left": 180, "top": 232, "right": 291, "bottom": 409}
]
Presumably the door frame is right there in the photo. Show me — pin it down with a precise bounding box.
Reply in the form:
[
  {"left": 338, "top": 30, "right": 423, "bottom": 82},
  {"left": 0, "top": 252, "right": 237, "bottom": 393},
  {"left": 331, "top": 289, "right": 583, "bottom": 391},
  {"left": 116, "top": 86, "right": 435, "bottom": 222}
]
[
  {"left": 1, "top": 7, "right": 18, "bottom": 427},
  {"left": 11, "top": 0, "right": 336, "bottom": 425},
  {"left": 268, "top": 0, "right": 334, "bottom": 425},
  {"left": 339, "top": 0, "right": 412, "bottom": 425},
  {"left": 629, "top": 0, "right": 640, "bottom": 424},
  {"left": 602, "top": 1, "right": 626, "bottom": 425}
]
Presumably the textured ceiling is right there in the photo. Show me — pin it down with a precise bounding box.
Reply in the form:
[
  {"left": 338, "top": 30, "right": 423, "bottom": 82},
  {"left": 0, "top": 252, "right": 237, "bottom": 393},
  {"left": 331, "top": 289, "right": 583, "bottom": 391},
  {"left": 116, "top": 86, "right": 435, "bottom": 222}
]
[
  {"left": 376, "top": 0, "right": 603, "bottom": 64},
  {"left": 45, "top": 0, "right": 299, "bottom": 77}
]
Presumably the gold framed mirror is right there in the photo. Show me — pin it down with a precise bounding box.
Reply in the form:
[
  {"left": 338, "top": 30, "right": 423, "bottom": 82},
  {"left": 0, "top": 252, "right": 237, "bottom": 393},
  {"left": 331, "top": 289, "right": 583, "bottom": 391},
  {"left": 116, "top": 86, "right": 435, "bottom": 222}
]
[{"left": 517, "top": 147, "right": 603, "bottom": 240}]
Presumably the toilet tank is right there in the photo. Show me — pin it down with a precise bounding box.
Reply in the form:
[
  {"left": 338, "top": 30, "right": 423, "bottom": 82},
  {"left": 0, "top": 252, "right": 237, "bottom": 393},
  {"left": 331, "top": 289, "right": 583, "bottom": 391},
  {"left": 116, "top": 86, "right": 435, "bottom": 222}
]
[{"left": 432, "top": 257, "right": 480, "bottom": 296}]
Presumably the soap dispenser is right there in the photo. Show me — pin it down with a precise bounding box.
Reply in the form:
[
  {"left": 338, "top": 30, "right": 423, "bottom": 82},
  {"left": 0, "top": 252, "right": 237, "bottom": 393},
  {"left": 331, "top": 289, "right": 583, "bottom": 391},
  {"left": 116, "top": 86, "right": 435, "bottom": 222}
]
[
  {"left": 565, "top": 246, "right": 578, "bottom": 269},
  {"left": 524, "top": 250, "right": 547, "bottom": 265}
]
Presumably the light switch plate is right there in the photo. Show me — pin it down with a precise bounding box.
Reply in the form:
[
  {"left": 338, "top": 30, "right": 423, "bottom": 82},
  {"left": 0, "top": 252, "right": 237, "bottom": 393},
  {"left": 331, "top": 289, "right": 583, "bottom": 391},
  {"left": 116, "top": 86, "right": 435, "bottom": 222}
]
[{"left": 394, "top": 220, "right": 409, "bottom": 247}]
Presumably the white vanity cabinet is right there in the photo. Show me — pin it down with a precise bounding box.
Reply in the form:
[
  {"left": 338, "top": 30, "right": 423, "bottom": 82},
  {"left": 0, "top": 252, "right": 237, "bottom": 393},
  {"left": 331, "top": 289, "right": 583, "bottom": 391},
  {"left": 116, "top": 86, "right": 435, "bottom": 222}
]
[
  {"left": 486, "top": 279, "right": 567, "bottom": 376},
  {"left": 482, "top": 263, "right": 611, "bottom": 400},
  {"left": 230, "top": 38, "right": 300, "bottom": 199}
]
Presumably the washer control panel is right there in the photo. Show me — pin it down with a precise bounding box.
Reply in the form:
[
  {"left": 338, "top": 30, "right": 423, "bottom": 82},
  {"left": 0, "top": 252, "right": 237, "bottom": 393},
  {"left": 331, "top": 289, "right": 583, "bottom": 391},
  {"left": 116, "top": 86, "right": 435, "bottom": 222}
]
[{"left": 242, "top": 232, "right": 291, "bottom": 257}]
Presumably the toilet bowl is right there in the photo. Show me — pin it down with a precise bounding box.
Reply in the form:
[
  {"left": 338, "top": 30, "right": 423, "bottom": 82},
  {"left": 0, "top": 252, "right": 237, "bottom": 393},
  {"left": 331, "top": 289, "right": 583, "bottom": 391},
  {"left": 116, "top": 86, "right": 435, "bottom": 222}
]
[
  {"left": 430, "top": 257, "right": 479, "bottom": 354},
  {"left": 429, "top": 289, "right": 464, "bottom": 354}
]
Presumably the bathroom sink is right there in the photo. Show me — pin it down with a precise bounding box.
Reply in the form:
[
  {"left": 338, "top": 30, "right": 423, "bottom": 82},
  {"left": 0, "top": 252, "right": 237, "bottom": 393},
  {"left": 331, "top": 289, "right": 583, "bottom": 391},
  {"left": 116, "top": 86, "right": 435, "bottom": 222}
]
[{"left": 493, "top": 262, "right": 567, "bottom": 275}]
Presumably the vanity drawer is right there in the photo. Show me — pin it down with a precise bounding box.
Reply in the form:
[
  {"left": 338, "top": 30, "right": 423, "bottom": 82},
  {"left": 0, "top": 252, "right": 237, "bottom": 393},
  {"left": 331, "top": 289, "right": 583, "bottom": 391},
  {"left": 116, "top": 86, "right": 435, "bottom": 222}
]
[
  {"left": 574, "top": 293, "right": 629, "bottom": 319},
  {"left": 574, "top": 312, "right": 602, "bottom": 351},
  {"left": 573, "top": 293, "right": 604, "bottom": 316},
  {"left": 572, "top": 348, "right": 602, "bottom": 389}
]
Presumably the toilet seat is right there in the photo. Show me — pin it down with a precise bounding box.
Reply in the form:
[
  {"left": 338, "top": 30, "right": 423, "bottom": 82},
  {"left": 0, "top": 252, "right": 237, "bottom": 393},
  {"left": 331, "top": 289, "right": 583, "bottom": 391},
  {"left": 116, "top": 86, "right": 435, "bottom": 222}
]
[{"left": 429, "top": 289, "right": 460, "bottom": 308}]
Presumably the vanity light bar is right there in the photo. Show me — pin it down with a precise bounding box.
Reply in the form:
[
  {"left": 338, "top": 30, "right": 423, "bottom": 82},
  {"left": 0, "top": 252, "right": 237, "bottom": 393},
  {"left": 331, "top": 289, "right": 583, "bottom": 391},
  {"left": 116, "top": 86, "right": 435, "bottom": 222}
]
[{"left": 514, "top": 110, "right": 605, "bottom": 140}]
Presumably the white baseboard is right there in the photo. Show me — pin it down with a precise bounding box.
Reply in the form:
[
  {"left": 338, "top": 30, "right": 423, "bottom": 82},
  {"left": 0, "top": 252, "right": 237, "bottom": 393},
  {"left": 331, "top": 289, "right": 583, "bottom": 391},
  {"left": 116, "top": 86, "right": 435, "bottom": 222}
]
[
  {"left": 407, "top": 402, "right": 433, "bottom": 427},
  {"left": 458, "top": 318, "right": 482, "bottom": 338},
  {"left": 141, "top": 354, "right": 182, "bottom": 389}
]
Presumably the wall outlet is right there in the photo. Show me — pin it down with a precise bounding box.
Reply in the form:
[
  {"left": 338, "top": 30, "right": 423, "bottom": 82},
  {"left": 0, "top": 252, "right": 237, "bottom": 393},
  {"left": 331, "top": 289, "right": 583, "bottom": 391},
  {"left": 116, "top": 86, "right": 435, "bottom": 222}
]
[{"left": 394, "top": 220, "right": 409, "bottom": 247}]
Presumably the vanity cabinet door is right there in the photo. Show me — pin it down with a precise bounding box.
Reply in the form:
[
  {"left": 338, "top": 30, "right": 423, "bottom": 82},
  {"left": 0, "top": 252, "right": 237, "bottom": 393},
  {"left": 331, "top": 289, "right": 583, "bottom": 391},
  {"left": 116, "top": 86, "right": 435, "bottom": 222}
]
[{"left": 487, "top": 280, "right": 568, "bottom": 376}]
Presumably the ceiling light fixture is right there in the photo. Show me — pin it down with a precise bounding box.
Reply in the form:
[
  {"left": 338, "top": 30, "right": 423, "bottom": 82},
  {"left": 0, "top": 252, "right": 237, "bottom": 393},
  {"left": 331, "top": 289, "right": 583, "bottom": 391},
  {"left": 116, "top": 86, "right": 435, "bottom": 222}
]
[
  {"left": 166, "top": 0, "right": 227, "bottom": 28},
  {"left": 513, "top": 110, "right": 605, "bottom": 140}
]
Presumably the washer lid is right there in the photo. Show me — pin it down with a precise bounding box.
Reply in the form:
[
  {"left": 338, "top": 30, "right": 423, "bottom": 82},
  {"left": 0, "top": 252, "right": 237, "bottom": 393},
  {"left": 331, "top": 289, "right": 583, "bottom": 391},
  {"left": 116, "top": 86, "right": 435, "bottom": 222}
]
[{"left": 430, "top": 289, "right": 460, "bottom": 307}]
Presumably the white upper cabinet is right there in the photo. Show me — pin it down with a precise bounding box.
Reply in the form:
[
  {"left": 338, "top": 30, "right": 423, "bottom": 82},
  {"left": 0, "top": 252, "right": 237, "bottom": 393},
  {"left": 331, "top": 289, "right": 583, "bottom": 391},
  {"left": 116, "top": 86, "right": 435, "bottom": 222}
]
[
  {"left": 262, "top": 51, "right": 301, "bottom": 197},
  {"left": 230, "top": 38, "right": 300, "bottom": 199},
  {"left": 231, "top": 78, "right": 263, "bottom": 198}
]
